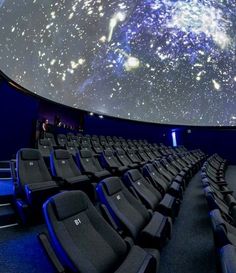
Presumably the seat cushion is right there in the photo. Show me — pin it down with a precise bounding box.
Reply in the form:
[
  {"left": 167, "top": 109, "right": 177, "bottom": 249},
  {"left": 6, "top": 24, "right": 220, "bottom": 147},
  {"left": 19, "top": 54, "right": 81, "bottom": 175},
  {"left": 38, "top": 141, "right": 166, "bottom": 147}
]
[{"left": 115, "top": 245, "right": 158, "bottom": 273}]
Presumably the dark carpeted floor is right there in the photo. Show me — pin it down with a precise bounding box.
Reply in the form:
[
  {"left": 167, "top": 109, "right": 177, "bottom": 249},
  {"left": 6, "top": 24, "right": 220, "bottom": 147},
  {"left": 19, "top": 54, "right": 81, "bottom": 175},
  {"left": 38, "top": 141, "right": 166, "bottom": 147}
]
[
  {"left": 0, "top": 224, "right": 55, "bottom": 273},
  {"left": 159, "top": 171, "right": 217, "bottom": 273},
  {"left": 2, "top": 168, "right": 235, "bottom": 273}
]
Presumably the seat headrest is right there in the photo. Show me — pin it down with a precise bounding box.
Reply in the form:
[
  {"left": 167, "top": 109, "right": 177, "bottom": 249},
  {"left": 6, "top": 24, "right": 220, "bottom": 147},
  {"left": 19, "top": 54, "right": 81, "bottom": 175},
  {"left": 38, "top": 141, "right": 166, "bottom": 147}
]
[
  {"left": 104, "top": 149, "right": 113, "bottom": 156},
  {"left": 54, "top": 150, "right": 70, "bottom": 160},
  {"left": 39, "top": 139, "right": 51, "bottom": 146},
  {"left": 127, "top": 169, "right": 141, "bottom": 182},
  {"left": 51, "top": 191, "right": 88, "bottom": 221},
  {"left": 80, "top": 149, "right": 92, "bottom": 158},
  {"left": 103, "top": 177, "right": 122, "bottom": 196},
  {"left": 20, "top": 149, "right": 41, "bottom": 160}
]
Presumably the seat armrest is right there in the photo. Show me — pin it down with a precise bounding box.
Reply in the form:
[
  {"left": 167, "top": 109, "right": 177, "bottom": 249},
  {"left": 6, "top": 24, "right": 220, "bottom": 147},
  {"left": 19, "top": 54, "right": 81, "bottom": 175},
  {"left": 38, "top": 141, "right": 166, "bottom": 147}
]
[
  {"left": 38, "top": 232, "right": 66, "bottom": 273},
  {"left": 52, "top": 176, "right": 66, "bottom": 186},
  {"left": 124, "top": 237, "right": 134, "bottom": 250},
  {"left": 147, "top": 209, "right": 154, "bottom": 217}
]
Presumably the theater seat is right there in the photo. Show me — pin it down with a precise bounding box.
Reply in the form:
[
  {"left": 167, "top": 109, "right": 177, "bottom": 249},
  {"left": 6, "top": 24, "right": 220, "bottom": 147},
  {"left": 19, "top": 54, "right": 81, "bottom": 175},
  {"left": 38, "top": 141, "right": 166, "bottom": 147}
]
[
  {"left": 115, "top": 148, "right": 138, "bottom": 169},
  {"left": 43, "top": 191, "right": 160, "bottom": 273},
  {"left": 220, "top": 244, "right": 236, "bottom": 273},
  {"left": 57, "top": 134, "right": 67, "bottom": 147},
  {"left": 97, "top": 177, "right": 172, "bottom": 248},
  {"left": 38, "top": 139, "right": 53, "bottom": 158},
  {"left": 65, "top": 142, "right": 78, "bottom": 156},
  {"left": 209, "top": 209, "right": 236, "bottom": 248},
  {"left": 76, "top": 149, "right": 111, "bottom": 180},
  {"left": 100, "top": 149, "right": 128, "bottom": 175},
  {"left": 44, "top": 132, "right": 56, "bottom": 147},
  {"left": 123, "top": 169, "right": 180, "bottom": 218},
  {"left": 142, "top": 163, "right": 183, "bottom": 199},
  {"left": 15, "top": 148, "right": 59, "bottom": 223},
  {"left": 50, "top": 150, "right": 90, "bottom": 191}
]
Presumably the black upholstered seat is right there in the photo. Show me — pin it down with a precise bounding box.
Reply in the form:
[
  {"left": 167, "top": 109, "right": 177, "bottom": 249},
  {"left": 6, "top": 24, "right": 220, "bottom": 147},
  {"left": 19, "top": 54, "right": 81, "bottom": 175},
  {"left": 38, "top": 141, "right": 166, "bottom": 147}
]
[
  {"left": 57, "top": 134, "right": 67, "bottom": 147},
  {"left": 38, "top": 139, "right": 53, "bottom": 158},
  {"left": 123, "top": 169, "right": 180, "bottom": 218},
  {"left": 50, "top": 149, "right": 90, "bottom": 190},
  {"left": 44, "top": 132, "right": 56, "bottom": 146},
  {"left": 115, "top": 148, "right": 138, "bottom": 169},
  {"left": 97, "top": 177, "right": 172, "bottom": 248},
  {"left": 77, "top": 149, "right": 111, "bottom": 180},
  {"left": 15, "top": 148, "right": 59, "bottom": 222},
  {"left": 66, "top": 142, "right": 79, "bottom": 156},
  {"left": 44, "top": 190, "right": 160, "bottom": 273},
  {"left": 142, "top": 163, "right": 182, "bottom": 199},
  {"left": 220, "top": 244, "right": 236, "bottom": 273},
  {"left": 100, "top": 149, "right": 128, "bottom": 175}
]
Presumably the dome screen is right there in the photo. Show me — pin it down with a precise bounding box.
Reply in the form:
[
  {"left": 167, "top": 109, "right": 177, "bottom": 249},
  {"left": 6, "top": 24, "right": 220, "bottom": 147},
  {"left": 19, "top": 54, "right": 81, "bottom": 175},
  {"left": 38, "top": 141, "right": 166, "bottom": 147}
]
[{"left": 0, "top": 0, "right": 236, "bottom": 125}]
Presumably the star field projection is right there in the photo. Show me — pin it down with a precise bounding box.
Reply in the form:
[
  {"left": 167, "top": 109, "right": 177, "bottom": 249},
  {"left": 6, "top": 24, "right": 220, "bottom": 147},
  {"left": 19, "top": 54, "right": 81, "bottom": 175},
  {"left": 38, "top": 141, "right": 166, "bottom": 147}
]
[{"left": 0, "top": 0, "right": 236, "bottom": 125}]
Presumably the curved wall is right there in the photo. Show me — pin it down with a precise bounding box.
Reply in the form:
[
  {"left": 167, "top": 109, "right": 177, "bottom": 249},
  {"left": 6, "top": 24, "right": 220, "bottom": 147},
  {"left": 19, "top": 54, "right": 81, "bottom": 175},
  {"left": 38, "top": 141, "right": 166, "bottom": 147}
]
[{"left": 1, "top": 1, "right": 236, "bottom": 126}]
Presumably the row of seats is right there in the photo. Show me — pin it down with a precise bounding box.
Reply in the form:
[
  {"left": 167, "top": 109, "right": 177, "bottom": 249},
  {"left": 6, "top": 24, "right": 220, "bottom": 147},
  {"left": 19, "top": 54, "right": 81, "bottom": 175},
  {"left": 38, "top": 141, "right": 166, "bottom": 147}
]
[
  {"left": 201, "top": 154, "right": 236, "bottom": 273},
  {"left": 14, "top": 142, "right": 203, "bottom": 224},
  {"left": 40, "top": 132, "right": 184, "bottom": 159},
  {"left": 34, "top": 135, "right": 205, "bottom": 273}
]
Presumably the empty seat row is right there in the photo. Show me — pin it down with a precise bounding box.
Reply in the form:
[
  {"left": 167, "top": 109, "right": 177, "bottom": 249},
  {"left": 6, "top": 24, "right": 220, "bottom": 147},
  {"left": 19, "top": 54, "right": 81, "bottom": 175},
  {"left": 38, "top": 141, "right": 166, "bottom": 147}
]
[
  {"left": 201, "top": 154, "right": 236, "bottom": 273},
  {"left": 41, "top": 132, "right": 180, "bottom": 157}
]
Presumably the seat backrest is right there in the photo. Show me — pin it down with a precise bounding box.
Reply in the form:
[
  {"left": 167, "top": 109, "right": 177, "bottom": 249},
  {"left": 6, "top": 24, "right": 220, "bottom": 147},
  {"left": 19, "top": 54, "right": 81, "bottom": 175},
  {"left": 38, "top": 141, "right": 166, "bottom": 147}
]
[
  {"left": 138, "top": 149, "right": 150, "bottom": 161},
  {"left": 51, "top": 150, "right": 81, "bottom": 179},
  {"left": 153, "top": 161, "right": 174, "bottom": 181},
  {"left": 57, "top": 134, "right": 67, "bottom": 146},
  {"left": 123, "top": 169, "right": 162, "bottom": 210},
  {"left": 116, "top": 148, "right": 132, "bottom": 166},
  {"left": 17, "top": 148, "right": 52, "bottom": 188},
  {"left": 38, "top": 139, "right": 53, "bottom": 157},
  {"left": 44, "top": 191, "right": 128, "bottom": 273},
  {"left": 67, "top": 133, "right": 74, "bottom": 140},
  {"left": 77, "top": 149, "right": 103, "bottom": 173},
  {"left": 97, "top": 177, "right": 150, "bottom": 239},
  {"left": 92, "top": 143, "right": 103, "bottom": 154},
  {"left": 70, "top": 136, "right": 79, "bottom": 146},
  {"left": 127, "top": 149, "right": 140, "bottom": 163},
  {"left": 44, "top": 132, "right": 56, "bottom": 146},
  {"left": 143, "top": 164, "right": 169, "bottom": 190},
  {"left": 66, "top": 143, "right": 78, "bottom": 156},
  {"left": 102, "top": 149, "right": 122, "bottom": 168}
]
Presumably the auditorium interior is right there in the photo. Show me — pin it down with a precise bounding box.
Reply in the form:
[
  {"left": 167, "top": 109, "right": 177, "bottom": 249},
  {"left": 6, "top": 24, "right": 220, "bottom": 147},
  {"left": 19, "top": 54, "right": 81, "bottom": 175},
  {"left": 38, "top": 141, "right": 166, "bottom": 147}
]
[{"left": 0, "top": 1, "right": 236, "bottom": 273}]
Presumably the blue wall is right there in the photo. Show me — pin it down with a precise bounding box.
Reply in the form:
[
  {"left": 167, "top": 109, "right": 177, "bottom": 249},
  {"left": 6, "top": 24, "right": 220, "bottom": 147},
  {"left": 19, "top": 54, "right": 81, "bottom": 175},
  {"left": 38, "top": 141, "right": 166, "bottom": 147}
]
[
  {"left": 1, "top": 74, "right": 236, "bottom": 163},
  {"left": 0, "top": 78, "right": 39, "bottom": 160},
  {"left": 183, "top": 128, "right": 236, "bottom": 164}
]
